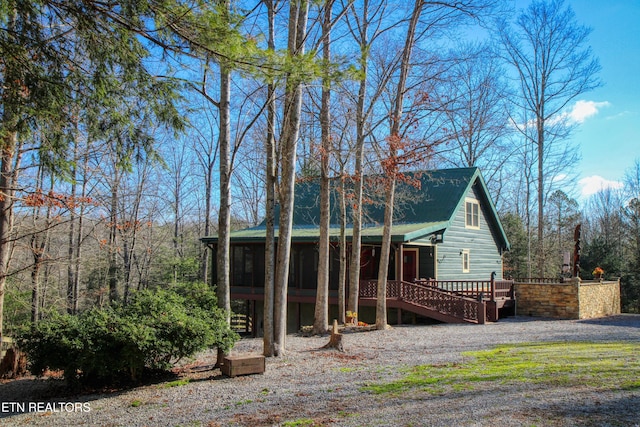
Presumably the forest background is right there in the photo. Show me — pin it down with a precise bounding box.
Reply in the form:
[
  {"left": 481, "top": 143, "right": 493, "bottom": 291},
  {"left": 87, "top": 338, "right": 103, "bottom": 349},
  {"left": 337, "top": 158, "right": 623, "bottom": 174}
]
[{"left": 1, "top": 0, "right": 639, "bottom": 342}]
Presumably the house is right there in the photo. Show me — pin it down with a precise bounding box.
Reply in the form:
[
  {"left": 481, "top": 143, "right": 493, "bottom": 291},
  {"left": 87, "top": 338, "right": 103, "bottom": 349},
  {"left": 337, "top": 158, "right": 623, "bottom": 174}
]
[{"left": 202, "top": 167, "right": 512, "bottom": 333}]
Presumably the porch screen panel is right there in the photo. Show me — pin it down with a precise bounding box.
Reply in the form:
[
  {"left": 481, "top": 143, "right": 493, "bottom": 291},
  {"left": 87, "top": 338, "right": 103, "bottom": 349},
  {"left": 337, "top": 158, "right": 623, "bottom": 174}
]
[
  {"left": 232, "top": 245, "right": 263, "bottom": 287},
  {"left": 299, "top": 245, "right": 318, "bottom": 289},
  {"left": 244, "top": 250, "right": 254, "bottom": 286},
  {"left": 232, "top": 246, "right": 244, "bottom": 286},
  {"left": 419, "top": 246, "right": 436, "bottom": 280},
  {"left": 329, "top": 248, "right": 340, "bottom": 290},
  {"left": 253, "top": 245, "right": 265, "bottom": 287}
]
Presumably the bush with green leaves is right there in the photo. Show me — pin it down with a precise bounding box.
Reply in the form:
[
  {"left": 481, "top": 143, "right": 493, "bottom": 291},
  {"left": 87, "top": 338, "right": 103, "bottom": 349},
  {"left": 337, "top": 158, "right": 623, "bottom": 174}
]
[{"left": 17, "top": 283, "right": 238, "bottom": 385}]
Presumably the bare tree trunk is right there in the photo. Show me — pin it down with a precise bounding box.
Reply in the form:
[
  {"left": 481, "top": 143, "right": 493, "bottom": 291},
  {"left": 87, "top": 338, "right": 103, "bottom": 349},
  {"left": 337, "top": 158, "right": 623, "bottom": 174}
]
[
  {"left": 313, "top": 0, "right": 334, "bottom": 335},
  {"left": 273, "top": 0, "right": 309, "bottom": 356},
  {"left": 347, "top": 1, "right": 370, "bottom": 323},
  {"left": 30, "top": 238, "right": 42, "bottom": 323},
  {"left": 123, "top": 163, "right": 147, "bottom": 304},
  {"left": 108, "top": 171, "right": 120, "bottom": 303},
  {"left": 201, "top": 153, "right": 213, "bottom": 283},
  {"left": 215, "top": 0, "right": 233, "bottom": 368},
  {"left": 537, "top": 119, "right": 545, "bottom": 276},
  {"left": 375, "top": 178, "right": 395, "bottom": 329},
  {"left": 217, "top": 65, "right": 232, "bottom": 321},
  {"left": 262, "top": 0, "right": 277, "bottom": 357},
  {"left": 376, "top": 0, "right": 422, "bottom": 330},
  {"left": 72, "top": 147, "right": 90, "bottom": 313},
  {"left": 30, "top": 170, "right": 53, "bottom": 323},
  {"left": 0, "top": 8, "right": 20, "bottom": 339},
  {"left": 0, "top": 141, "right": 16, "bottom": 339},
  {"left": 194, "top": 68, "right": 219, "bottom": 285},
  {"left": 338, "top": 165, "right": 347, "bottom": 325},
  {"left": 173, "top": 159, "right": 182, "bottom": 285},
  {"left": 67, "top": 123, "right": 79, "bottom": 314}
]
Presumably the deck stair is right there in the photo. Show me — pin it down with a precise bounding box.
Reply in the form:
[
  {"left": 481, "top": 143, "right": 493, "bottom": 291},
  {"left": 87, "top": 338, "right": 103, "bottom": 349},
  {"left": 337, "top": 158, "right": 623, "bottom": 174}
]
[{"left": 359, "top": 278, "right": 515, "bottom": 324}]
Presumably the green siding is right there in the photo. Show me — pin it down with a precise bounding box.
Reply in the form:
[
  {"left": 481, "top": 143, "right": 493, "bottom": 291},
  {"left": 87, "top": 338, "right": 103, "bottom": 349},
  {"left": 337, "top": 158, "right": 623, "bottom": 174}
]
[{"left": 437, "top": 184, "right": 503, "bottom": 281}]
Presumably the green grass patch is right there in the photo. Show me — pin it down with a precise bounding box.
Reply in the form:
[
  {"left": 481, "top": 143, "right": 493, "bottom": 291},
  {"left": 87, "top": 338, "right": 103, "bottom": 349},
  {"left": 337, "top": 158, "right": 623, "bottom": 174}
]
[
  {"left": 363, "top": 341, "right": 640, "bottom": 395},
  {"left": 162, "top": 378, "right": 191, "bottom": 388},
  {"left": 282, "top": 419, "right": 320, "bottom": 427}
]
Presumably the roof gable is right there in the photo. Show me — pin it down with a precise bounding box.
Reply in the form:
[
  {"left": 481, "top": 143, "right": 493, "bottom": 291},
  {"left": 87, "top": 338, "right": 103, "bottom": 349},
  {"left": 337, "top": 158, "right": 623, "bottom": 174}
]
[{"left": 281, "top": 167, "right": 479, "bottom": 228}]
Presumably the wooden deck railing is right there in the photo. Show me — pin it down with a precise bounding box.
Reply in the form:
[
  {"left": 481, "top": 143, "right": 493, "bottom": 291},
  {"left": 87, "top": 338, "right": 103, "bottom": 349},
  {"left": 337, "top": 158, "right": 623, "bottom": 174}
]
[
  {"left": 415, "top": 279, "right": 490, "bottom": 299},
  {"left": 494, "top": 280, "right": 516, "bottom": 299},
  {"left": 515, "top": 277, "right": 562, "bottom": 284},
  {"left": 359, "top": 280, "right": 487, "bottom": 324},
  {"left": 414, "top": 278, "right": 515, "bottom": 300}
]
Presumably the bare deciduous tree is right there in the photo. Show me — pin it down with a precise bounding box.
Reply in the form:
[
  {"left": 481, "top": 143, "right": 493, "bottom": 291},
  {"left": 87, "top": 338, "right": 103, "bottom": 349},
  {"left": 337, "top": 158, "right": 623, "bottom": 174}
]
[
  {"left": 269, "top": 0, "right": 310, "bottom": 357},
  {"left": 263, "top": 0, "right": 278, "bottom": 357},
  {"left": 375, "top": 0, "right": 424, "bottom": 330},
  {"left": 498, "top": 0, "right": 601, "bottom": 276},
  {"left": 313, "top": 0, "right": 335, "bottom": 335}
]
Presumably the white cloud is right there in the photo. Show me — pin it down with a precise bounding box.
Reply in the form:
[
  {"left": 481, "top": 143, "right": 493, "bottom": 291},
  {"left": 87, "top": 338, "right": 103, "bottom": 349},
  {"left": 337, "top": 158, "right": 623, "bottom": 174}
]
[
  {"left": 568, "top": 100, "right": 611, "bottom": 123},
  {"left": 552, "top": 173, "right": 568, "bottom": 183},
  {"left": 579, "top": 175, "right": 623, "bottom": 197},
  {"left": 513, "top": 100, "right": 611, "bottom": 129}
]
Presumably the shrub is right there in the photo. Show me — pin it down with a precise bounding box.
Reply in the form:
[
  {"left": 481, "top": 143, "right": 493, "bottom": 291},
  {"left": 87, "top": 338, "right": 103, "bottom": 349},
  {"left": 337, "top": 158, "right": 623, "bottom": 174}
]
[{"left": 17, "top": 284, "right": 238, "bottom": 386}]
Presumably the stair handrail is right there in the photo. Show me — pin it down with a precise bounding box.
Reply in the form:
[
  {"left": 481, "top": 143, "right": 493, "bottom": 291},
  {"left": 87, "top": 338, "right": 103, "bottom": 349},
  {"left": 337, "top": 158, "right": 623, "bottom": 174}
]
[{"left": 359, "top": 280, "right": 485, "bottom": 323}]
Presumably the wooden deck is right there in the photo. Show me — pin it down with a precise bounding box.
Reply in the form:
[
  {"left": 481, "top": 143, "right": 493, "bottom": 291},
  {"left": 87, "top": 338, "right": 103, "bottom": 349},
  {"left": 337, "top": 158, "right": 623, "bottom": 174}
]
[
  {"left": 228, "top": 277, "right": 516, "bottom": 333},
  {"left": 359, "top": 278, "right": 515, "bottom": 324}
]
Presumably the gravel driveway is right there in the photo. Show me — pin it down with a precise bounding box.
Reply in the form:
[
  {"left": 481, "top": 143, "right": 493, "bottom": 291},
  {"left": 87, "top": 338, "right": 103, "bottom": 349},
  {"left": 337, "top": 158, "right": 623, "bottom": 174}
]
[{"left": 2, "top": 315, "right": 640, "bottom": 426}]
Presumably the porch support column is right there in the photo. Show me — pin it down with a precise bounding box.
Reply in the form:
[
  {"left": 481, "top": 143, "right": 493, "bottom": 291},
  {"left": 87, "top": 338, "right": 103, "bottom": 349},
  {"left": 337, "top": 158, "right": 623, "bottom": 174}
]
[{"left": 398, "top": 243, "right": 403, "bottom": 283}]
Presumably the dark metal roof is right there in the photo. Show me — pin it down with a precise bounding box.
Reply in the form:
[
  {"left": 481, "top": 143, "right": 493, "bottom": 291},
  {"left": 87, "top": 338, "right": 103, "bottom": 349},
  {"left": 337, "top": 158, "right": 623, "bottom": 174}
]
[{"left": 201, "top": 167, "right": 510, "bottom": 250}]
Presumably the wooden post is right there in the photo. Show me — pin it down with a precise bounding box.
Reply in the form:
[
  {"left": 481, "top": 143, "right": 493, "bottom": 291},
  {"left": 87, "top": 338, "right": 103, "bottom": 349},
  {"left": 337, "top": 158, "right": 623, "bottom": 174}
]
[
  {"left": 490, "top": 271, "right": 496, "bottom": 302},
  {"left": 478, "top": 301, "right": 486, "bottom": 324},
  {"left": 398, "top": 244, "right": 402, "bottom": 282}
]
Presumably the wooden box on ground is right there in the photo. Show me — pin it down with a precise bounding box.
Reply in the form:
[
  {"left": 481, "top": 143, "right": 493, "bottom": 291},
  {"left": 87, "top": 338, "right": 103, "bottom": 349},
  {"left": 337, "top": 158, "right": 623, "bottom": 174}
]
[{"left": 221, "top": 354, "right": 265, "bottom": 377}]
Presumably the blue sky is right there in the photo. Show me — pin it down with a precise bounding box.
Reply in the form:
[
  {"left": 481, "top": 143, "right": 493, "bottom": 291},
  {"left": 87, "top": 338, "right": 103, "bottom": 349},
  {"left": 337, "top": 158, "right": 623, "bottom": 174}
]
[{"left": 559, "top": 0, "right": 640, "bottom": 199}]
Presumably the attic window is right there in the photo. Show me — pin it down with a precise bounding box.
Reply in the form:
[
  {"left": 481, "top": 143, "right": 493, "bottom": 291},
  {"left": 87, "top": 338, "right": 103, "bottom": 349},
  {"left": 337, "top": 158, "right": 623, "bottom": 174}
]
[{"left": 465, "top": 200, "right": 479, "bottom": 229}]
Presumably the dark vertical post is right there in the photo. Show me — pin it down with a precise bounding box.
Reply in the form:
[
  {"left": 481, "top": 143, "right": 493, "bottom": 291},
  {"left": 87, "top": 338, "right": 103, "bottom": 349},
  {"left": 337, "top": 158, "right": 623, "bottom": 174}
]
[
  {"left": 398, "top": 244, "right": 403, "bottom": 283},
  {"left": 490, "top": 271, "right": 496, "bottom": 302},
  {"left": 478, "top": 302, "right": 486, "bottom": 324}
]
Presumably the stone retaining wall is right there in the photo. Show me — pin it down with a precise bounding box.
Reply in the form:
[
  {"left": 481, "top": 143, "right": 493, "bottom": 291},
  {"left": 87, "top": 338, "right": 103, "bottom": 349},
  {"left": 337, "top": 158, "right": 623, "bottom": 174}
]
[
  {"left": 578, "top": 280, "right": 621, "bottom": 319},
  {"left": 514, "top": 279, "right": 621, "bottom": 320}
]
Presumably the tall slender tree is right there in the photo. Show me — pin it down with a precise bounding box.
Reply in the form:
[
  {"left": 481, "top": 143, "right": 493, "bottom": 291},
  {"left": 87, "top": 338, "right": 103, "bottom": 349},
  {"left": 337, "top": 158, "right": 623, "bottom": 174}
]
[
  {"left": 375, "top": 0, "right": 423, "bottom": 330},
  {"left": 217, "top": 0, "right": 233, "bottom": 338},
  {"left": 345, "top": 0, "right": 394, "bottom": 324},
  {"left": 272, "top": 0, "right": 310, "bottom": 356},
  {"left": 263, "top": 0, "right": 278, "bottom": 357},
  {"left": 313, "top": 0, "right": 335, "bottom": 335},
  {"left": 498, "top": 0, "right": 601, "bottom": 276}
]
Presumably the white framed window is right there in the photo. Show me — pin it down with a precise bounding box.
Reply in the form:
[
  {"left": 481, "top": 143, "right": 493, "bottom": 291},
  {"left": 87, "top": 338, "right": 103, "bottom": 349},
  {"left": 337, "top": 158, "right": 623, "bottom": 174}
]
[
  {"left": 465, "top": 199, "right": 479, "bottom": 229},
  {"left": 462, "top": 249, "right": 470, "bottom": 273}
]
